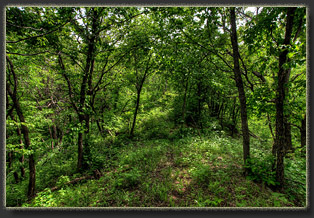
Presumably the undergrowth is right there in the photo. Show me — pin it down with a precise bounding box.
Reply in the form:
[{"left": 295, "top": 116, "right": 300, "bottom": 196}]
[{"left": 11, "top": 125, "right": 305, "bottom": 208}]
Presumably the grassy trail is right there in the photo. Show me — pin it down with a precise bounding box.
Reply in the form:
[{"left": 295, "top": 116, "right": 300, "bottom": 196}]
[{"left": 20, "top": 131, "right": 303, "bottom": 207}]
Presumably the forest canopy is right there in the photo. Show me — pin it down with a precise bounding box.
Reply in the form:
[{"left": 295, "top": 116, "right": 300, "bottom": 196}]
[{"left": 5, "top": 6, "right": 307, "bottom": 208}]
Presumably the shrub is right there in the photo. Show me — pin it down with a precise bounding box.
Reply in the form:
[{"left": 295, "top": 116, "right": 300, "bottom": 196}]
[
  {"left": 114, "top": 167, "right": 142, "bottom": 189},
  {"left": 191, "top": 164, "right": 212, "bottom": 185},
  {"left": 245, "top": 155, "right": 278, "bottom": 186}
]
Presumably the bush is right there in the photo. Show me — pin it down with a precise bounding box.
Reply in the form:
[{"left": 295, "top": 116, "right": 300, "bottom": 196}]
[
  {"left": 191, "top": 164, "right": 212, "bottom": 185},
  {"left": 114, "top": 167, "right": 142, "bottom": 189},
  {"left": 245, "top": 155, "right": 278, "bottom": 186},
  {"left": 137, "top": 107, "right": 173, "bottom": 139}
]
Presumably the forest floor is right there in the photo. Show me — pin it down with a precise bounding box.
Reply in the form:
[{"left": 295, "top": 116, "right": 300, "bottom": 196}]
[{"left": 14, "top": 126, "right": 306, "bottom": 208}]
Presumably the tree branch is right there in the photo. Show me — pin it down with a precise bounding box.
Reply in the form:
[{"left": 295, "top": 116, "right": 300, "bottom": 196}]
[
  {"left": 181, "top": 29, "right": 233, "bottom": 70},
  {"left": 7, "top": 21, "right": 70, "bottom": 44},
  {"left": 238, "top": 53, "right": 254, "bottom": 91},
  {"left": 6, "top": 51, "right": 50, "bottom": 56},
  {"left": 7, "top": 21, "right": 44, "bottom": 31},
  {"left": 57, "top": 53, "right": 78, "bottom": 113}
]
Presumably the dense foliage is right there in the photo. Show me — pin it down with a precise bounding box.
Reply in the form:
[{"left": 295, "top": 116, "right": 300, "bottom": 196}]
[{"left": 6, "top": 6, "right": 306, "bottom": 207}]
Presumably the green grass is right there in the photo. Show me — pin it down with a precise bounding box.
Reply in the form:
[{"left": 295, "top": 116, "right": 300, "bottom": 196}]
[{"left": 15, "top": 127, "right": 305, "bottom": 208}]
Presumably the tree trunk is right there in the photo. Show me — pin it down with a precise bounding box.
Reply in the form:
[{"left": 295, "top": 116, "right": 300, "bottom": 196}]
[
  {"left": 130, "top": 88, "right": 142, "bottom": 136},
  {"left": 16, "top": 125, "right": 25, "bottom": 177},
  {"left": 28, "top": 154, "right": 36, "bottom": 197},
  {"left": 219, "top": 103, "right": 225, "bottom": 129},
  {"left": 274, "top": 7, "right": 296, "bottom": 189},
  {"left": 13, "top": 172, "right": 19, "bottom": 183},
  {"left": 300, "top": 114, "right": 306, "bottom": 147},
  {"left": 130, "top": 54, "right": 151, "bottom": 136},
  {"left": 182, "top": 78, "right": 189, "bottom": 124},
  {"left": 83, "top": 115, "right": 91, "bottom": 170},
  {"left": 49, "top": 126, "right": 54, "bottom": 150},
  {"left": 77, "top": 131, "right": 83, "bottom": 171},
  {"left": 7, "top": 151, "right": 12, "bottom": 171},
  {"left": 267, "top": 113, "right": 276, "bottom": 149},
  {"left": 230, "top": 8, "right": 250, "bottom": 171},
  {"left": 52, "top": 124, "right": 58, "bottom": 147},
  {"left": 6, "top": 55, "right": 36, "bottom": 199},
  {"left": 217, "top": 102, "right": 224, "bottom": 120},
  {"left": 197, "top": 80, "right": 202, "bottom": 128},
  {"left": 77, "top": 114, "right": 85, "bottom": 171},
  {"left": 230, "top": 98, "right": 238, "bottom": 137}
]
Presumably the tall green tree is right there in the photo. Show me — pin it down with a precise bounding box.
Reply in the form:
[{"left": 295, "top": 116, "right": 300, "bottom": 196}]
[{"left": 229, "top": 7, "right": 250, "bottom": 172}]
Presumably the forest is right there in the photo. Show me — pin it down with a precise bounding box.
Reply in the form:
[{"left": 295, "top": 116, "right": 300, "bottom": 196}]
[{"left": 5, "top": 6, "right": 307, "bottom": 208}]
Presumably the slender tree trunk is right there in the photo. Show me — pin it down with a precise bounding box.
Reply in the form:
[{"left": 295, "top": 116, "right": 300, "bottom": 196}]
[
  {"left": 129, "top": 52, "right": 151, "bottom": 136},
  {"left": 83, "top": 115, "right": 91, "bottom": 170},
  {"left": 77, "top": 131, "right": 84, "bottom": 171},
  {"left": 21, "top": 116, "right": 35, "bottom": 198},
  {"left": 13, "top": 172, "right": 20, "bottom": 183},
  {"left": 52, "top": 124, "right": 58, "bottom": 147},
  {"left": 7, "top": 113, "right": 25, "bottom": 179},
  {"left": 230, "top": 8, "right": 250, "bottom": 171},
  {"left": 217, "top": 102, "right": 224, "bottom": 120},
  {"left": 28, "top": 154, "right": 36, "bottom": 197},
  {"left": 130, "top": 88, "right": 142, "bottom": 136},
  {"left": 6, "top": 56, "right": 36, "bottom": 199},
  {"left": 77, "top": 115, "right": 91, "bottom": 171},
  {"left": 49, "top": 126, "right": 54, "bottom": 150},
  {"left": 230, "top": 98, "right": 237, "bottom": 136},
  {"left": 96, "top": 119, "right": 104, "bottom": 134},
  {"left": 77, "top": 113, "right": 85, "bottom": 171},
  {"left": 197, "top": 80, "right": 202, "bottom": 128},
  {"left": 7, "top": 151, "right": 12, "bottom": 171},
  {"left": 182, "top": 78, "right": 189, "bottom": 124},
  {"left": 300, "top": 114, "right": 306, "bottom": 147},
  {"left": 274, "top": 7, "right": 296, "bottom": 189},
  {"left": 6, "top": 125, "right": 13, "bottom": 171},
  {"left": 219, "top": 104, "right": 225, "bottom": 129},
  {"left": 76, "top": 16, "right": 96, "bottom": 170},
  {"left": 16, "top": 125, "right": 25, "bottom": 177},
  {"left": 267, "top": 113, "right": 275, "bottom": 144}
]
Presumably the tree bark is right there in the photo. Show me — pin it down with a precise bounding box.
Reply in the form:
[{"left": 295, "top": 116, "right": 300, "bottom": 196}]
[
  {"left": 274, "top": 7, "right": 296, "bottom": 189},
  {"left": 182, "top": 78, "right": 189, "bottom": 124},
  {"left": 7, "top": 151, "right": 12, "bottom": 171},
  {"left": 230, "top": 8, "right": 250, "bottom": 171},
  {"left": 52, "top": 124, "right": 58, "bottom": 147},
  {"left": 16, "top": 123, "right": 25, "bottom": 178},
  {"left": 74, "top": 8, "right": 98, "bottom": 171},
  {"left": 130, "top": 52, "right": 152, "bottom": 136},
  {"left": 230, "top": 97, "right": 238, "bottom": 136},
  {"left": 300, "top": 114, "right": 306, "bottom": 147},
  {"left": 6, "top": 55, "right": 36, "bottom": 199},
  {"left": 77, "top": 131, "right": 84, "bottom": 170},
  {"left": 130, "top": 87, "right": 142, "bottom": 136},
  {"left": 267, "top": 113, "right": 275, "bottom": 144},
  {"left": 197, "top": 80, "right": 203, "bottom": 128},
  {"left": 219, "top": 103, "right": 225, "bottom": 129}
]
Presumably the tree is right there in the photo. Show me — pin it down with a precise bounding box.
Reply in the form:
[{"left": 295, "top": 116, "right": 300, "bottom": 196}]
[
  {"left": 243, "top": 6, "right": 306, "bottom": 187},
  {"left": 229, "top": 7, "right": 250, "bottom": 171},
  {"left": 6, "top": 55, "right": 36, "bottom": 198},
  {"left": 55, "top": 7, "right": 140, "bottom": 170},
  {"left": 122, "top": 14, "right": 160, "bottom": 136},
  {"left": 274, "top": 7, "right": 297, "bottom": 189}
]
